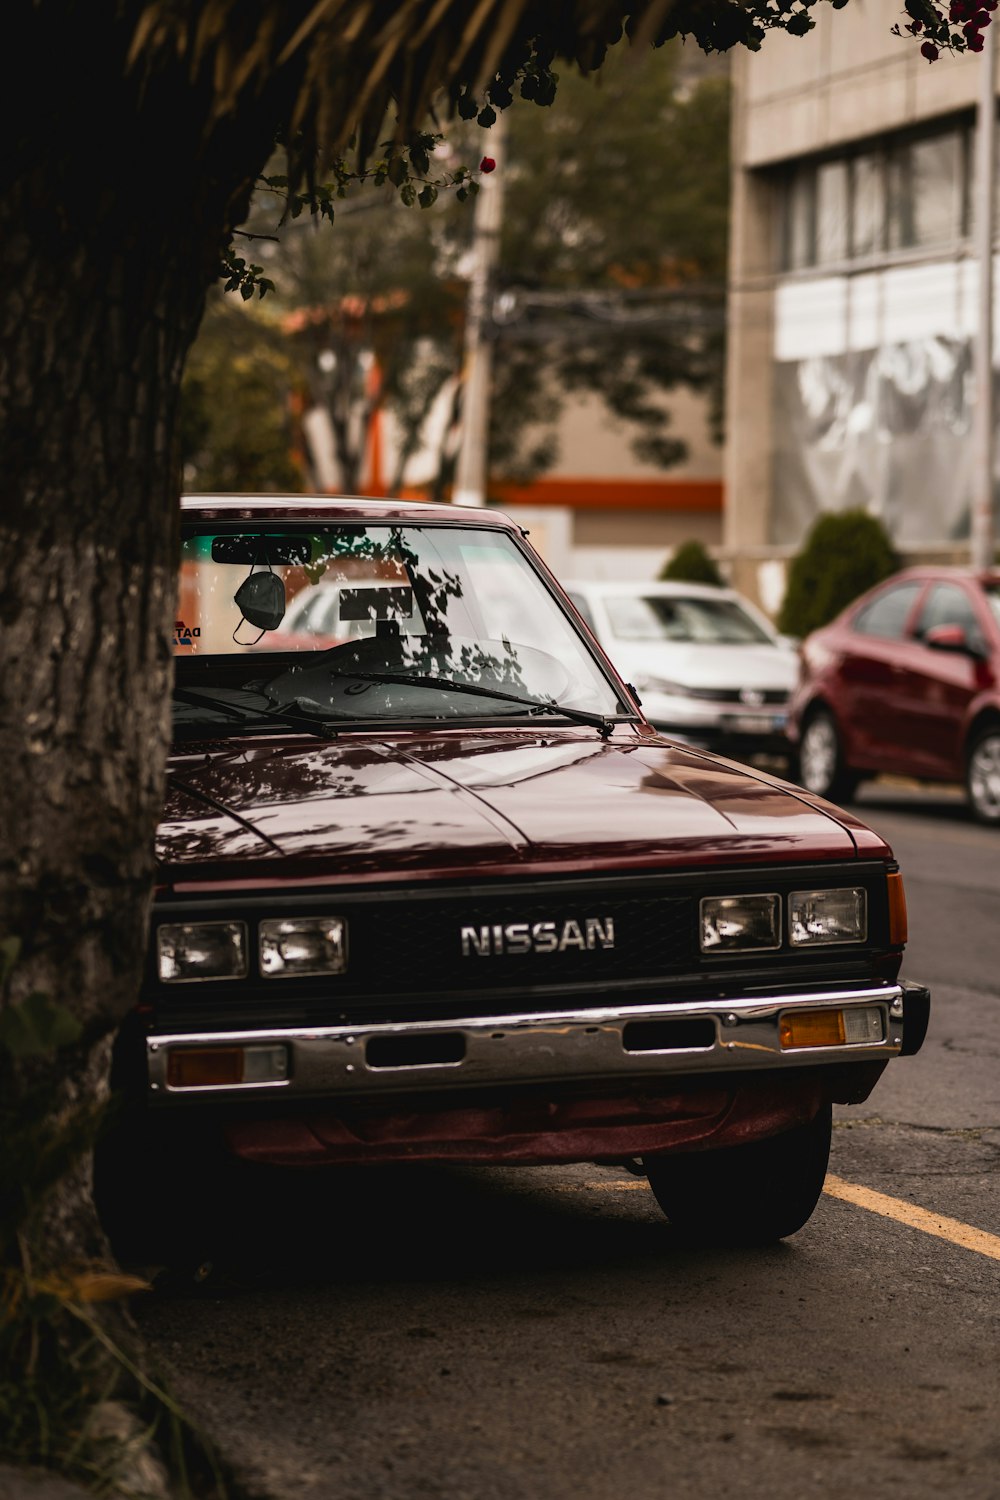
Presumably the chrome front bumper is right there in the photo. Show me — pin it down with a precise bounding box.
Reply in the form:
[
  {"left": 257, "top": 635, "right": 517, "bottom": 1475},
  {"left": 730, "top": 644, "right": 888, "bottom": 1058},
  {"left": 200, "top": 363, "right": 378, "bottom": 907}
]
[{"left": 147, "top": 981, "right": 929, "bottom": 1102}]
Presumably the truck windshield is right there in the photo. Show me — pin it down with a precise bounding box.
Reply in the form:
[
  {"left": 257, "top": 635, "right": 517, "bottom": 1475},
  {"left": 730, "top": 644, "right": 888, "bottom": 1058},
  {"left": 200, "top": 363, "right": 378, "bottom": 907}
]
[{"left": 176, "top": 522, "right": 626, "bottom": 725}]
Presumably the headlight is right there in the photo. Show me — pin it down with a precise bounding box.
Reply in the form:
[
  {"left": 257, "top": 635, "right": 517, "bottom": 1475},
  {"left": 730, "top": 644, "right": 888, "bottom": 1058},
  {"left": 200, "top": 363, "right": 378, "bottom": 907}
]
[
  {"left": 636, "top": 675, "right": 696, "bottom": 697},
  {"left": 700, "top": 894, "right": 780, "bottom": 952},
  {"left": 158, "top": 922, "right": 248, "bottom": 983},
  {"left": 260, "top": 917, "right": 347, "bottom": 977},
  {"left": 790, "top": 888, "right": 867, "bottom": 945}
]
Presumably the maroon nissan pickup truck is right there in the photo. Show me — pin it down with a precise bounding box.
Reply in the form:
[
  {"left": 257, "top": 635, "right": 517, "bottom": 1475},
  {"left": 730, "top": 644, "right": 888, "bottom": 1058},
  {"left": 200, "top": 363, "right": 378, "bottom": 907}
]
[{"left": 97, "top": 495, "right": 929, "bottom": 1260}]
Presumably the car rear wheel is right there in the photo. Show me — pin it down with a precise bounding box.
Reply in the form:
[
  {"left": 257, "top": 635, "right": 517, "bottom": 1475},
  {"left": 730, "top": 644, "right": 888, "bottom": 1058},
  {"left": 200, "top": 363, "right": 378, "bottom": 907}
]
[
  {"left": 797, "top": 709, "right": 859, "bottom": 802},
  {"left": 966, "top": 727, "right": 1000, "bottom": 824},
  {"left": 642, "top": 1104, "right": 832, "bottom": 1246}
]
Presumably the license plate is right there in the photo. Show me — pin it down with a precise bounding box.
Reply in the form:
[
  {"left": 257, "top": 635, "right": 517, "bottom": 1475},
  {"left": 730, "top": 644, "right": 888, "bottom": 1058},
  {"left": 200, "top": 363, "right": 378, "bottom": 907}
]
[{"left": 731, "top": 714, "right": 784, "bottom": 734}]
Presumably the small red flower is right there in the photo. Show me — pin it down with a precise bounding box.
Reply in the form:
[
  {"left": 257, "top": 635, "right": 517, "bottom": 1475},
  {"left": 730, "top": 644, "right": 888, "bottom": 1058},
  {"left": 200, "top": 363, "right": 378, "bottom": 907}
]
[
  {"left": 479, "top": 156, "right": 496, "bottom": 173},
  {"left": 921, "top": 38, "right": 940, "bottom": 56}
]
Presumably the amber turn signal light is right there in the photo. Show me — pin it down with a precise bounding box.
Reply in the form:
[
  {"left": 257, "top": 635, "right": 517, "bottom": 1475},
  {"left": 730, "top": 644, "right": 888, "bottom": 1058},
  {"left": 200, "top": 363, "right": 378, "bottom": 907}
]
[
  {"left": 780, "top": 1006, "right": 884, "bottom": 1049},
  {"left": 167, "top": 1047, "right": 244, "bottom": 1088},
  {"left": 780, "top": 1009, "right": 846, "bottom": 1049},
  {"left": 887, "top": 871, "right": 908, "bottom": 946},
  {"left": 165, "top": 1043, "right": 289, "bottom": 1089}
]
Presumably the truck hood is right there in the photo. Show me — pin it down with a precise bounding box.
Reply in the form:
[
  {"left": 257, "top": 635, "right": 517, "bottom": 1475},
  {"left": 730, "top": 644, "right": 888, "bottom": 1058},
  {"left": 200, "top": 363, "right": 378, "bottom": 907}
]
[{"left": 157, "top": 728, "right": 882, "bottom": 887}]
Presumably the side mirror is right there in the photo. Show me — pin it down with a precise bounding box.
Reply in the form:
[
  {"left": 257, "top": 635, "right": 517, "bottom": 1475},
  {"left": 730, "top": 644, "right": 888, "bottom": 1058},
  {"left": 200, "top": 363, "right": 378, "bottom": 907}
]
[
  {"left": 234, "top": 570, "right": 286, "bottom": 632},
  {"left": 923, "top": 622, "right": 978, "bottom": 656}
]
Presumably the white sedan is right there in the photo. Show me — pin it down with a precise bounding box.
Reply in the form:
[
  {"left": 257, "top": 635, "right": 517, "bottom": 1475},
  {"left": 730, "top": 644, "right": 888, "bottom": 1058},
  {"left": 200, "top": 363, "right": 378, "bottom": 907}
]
[{"left": 563, "top": 579, "right": 798, "bottom": 763}]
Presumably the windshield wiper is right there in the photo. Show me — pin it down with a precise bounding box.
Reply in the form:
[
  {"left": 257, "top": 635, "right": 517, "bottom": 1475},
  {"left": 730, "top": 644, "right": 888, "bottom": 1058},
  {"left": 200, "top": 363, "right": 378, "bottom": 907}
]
[
  {"left": 172, "top": 686, "right": 341, "bottom": 740},
  {"left": 320, "top": 671, "right": 621, "bottom": 738}
]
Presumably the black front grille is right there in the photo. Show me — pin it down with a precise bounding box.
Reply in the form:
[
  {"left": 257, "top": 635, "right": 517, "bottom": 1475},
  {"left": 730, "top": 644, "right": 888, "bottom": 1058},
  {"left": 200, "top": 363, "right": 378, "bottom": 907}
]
[
  {"left": 149, "top": 862, "right": 892, "bottom": 1030},
  {"left": 346, "top": 892, "right": 693, "bottom": 993},
  {"left": 685, "top": 687, "right": 789, "bottom": 705}
]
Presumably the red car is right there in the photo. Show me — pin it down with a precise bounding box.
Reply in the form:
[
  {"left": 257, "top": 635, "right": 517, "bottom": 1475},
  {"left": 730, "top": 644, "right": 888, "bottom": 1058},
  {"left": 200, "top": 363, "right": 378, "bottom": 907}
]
[
  {"left": 97, "top": 496, "right": 929, "bottom": 1262},
  {"left": 787, "top": 567, "right": 1000, "bottom": 824}
]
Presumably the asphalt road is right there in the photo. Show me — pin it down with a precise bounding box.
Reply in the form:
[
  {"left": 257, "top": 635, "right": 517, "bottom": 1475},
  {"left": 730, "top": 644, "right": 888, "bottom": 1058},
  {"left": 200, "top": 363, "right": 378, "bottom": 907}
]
[{"left": 138, "top": 782, "right": 1000, "bottom": 1500}]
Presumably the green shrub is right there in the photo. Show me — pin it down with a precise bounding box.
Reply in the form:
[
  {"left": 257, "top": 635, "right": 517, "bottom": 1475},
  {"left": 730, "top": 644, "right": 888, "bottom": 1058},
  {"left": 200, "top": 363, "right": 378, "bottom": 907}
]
[
  {"left": 659, "top": 539, "right": 724, "bottom": 587},
  {"left": 778, "top": 509, "right": 898, "bottom": 638}
]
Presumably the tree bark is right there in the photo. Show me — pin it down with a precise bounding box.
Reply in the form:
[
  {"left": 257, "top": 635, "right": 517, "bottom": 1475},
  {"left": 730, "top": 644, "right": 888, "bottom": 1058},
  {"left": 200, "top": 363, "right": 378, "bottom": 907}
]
[
  {"left": 0, "top": 17, "right": 282, "bottom": 1264},
  {"left": 0, "top": 218, "right": 205, "bottom": 1247}
]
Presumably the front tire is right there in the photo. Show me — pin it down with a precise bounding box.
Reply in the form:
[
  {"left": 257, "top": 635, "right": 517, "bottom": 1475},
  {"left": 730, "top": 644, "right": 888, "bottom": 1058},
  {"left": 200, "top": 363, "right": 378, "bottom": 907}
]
[
  {"left": 642, "top": 1104, "right": 832, "bottom": 1246},
  {"left": 797, "top": 709, "right": 859, "bottom": 803},
  {"left": 966, "top": 727, "right": 1000, "bottom": 824},
  {"left": 94, "top": 1093, "right": 241, "bottom": 1271}
]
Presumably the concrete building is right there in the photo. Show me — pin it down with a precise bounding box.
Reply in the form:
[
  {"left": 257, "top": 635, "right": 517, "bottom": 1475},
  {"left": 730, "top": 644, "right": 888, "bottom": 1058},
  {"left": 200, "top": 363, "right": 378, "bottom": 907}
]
[
  {"left": 384, "top": 368, "right": 723, "bottom": 584},
  {"left": 726, "top": 2, "right": 997, "bottom": 613},
  {"left": 488, "top": 384, "right": 722, "bottom": 583}
]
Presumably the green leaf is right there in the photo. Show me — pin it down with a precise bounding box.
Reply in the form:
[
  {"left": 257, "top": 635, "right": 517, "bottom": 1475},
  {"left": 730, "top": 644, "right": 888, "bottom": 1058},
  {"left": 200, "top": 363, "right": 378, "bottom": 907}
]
[
  {"left": 0, "top": 993, "right": 82, "bottom": 1059},
  {"left": 477, "top": 104, "right": 497, "bottom": 127},
  {"left": 410, "top": 146, "right": 430, "bottom": 177},
  {"left": 400, "top": 182, "right": 417, "bottom": 206},
  {"left": 387, "top": 155, "right": 408, "bottom": 187},
  {"left": 0, "top": 937, "right": 21, "bottom": 985},
  {"left": 418, "top": 185, "right": 438, "bottom": 208}
]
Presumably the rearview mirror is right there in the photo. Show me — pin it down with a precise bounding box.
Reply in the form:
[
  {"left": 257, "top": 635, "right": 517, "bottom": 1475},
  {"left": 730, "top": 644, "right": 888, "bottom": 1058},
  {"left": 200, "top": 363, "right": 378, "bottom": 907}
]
[{"left": 212, "top": 534, "right": 312, "bottom": 566}]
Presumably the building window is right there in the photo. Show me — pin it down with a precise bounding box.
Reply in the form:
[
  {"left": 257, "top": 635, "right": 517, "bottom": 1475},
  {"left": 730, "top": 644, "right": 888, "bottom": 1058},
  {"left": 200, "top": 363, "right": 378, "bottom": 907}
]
[
  {"left": 778, "top": 119, "right": 972, "bottom": 272},
  {"left": 888, "top": 130, "right": 963, "bottom": 250},
  {"left": 816, "top": 160, "right": 849, "bottom": 263},
  {"left": 850, "top": 152, "right": 884, "bottom": 258},
  {"left": 785, "top": 166, "right": 817, "bottom": 269}
]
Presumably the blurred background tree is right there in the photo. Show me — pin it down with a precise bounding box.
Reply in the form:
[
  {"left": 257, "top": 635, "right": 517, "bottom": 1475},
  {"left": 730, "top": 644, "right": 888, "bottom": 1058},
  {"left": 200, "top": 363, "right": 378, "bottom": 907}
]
[
  {"left": 659, "top": 538, "right": 725, "bottom": 585},
  {"left": 181, "top": 42, "right": 729, "bottom": 496},
  {"left": 778, "top": 511, "right": 900, "bottom": 638}
]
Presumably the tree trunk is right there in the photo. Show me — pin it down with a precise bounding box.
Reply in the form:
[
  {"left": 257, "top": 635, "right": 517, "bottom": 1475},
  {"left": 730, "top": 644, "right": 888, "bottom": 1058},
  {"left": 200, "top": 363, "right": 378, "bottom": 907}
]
[
  {"left": 0, "top": 234, "right": 197, "bottom": 1248},
  {"left": 0, "top": 2, "right": 291, "bottom": 1268},
  {"left": 0, "top": 211, "right": 214, "bottom": 1260}
]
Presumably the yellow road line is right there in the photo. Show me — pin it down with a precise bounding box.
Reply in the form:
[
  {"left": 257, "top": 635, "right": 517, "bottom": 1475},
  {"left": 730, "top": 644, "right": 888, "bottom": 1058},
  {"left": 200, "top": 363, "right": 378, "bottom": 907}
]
[
  {"left": 559, "top": 1177, "right": 1000, "bottom": 1264},
  {"left": 824, "top": 1175, "right": 1000, "bottom": 1261},
  {"left": 554, "top": 1180, "right": 649, "bottom": 1192}
]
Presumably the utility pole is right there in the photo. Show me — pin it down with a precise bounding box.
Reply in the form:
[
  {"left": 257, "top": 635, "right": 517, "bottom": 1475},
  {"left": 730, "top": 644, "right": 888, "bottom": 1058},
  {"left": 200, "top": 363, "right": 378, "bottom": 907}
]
[
  {"left": 972, "top": 22, "right": 997, "bottom": 570},
  {"left": 453, "top": 115, "right": 507, "bottom": 508}
]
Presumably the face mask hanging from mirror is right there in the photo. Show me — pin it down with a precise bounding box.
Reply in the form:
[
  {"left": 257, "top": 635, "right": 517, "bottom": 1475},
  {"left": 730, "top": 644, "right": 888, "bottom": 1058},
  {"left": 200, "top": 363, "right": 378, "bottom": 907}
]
[{"left": 233, "top": 559, "right": 287, "bottom": 644}]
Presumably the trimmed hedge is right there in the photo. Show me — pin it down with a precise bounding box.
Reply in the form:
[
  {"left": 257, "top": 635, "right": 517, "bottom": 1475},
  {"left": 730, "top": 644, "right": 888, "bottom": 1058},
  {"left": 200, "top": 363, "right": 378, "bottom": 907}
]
[
  {"left": 659, "top": 539, "right": 725, "bottom": 587},
  {"left": 778, "top": 510, "right": 898, "bottom": 638}
]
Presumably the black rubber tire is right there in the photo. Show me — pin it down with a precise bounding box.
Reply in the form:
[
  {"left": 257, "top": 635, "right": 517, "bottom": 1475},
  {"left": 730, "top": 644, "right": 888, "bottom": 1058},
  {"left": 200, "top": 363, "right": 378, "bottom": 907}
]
[
  {"left": 642, "top": 1104, "right": 833, "bottom": 1246},
  {"left": 965, "top": 727, "right": 1000, "bottom": 825},
  {"left": 796, "top": 709, "right": 860, "bottom": 803}
]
